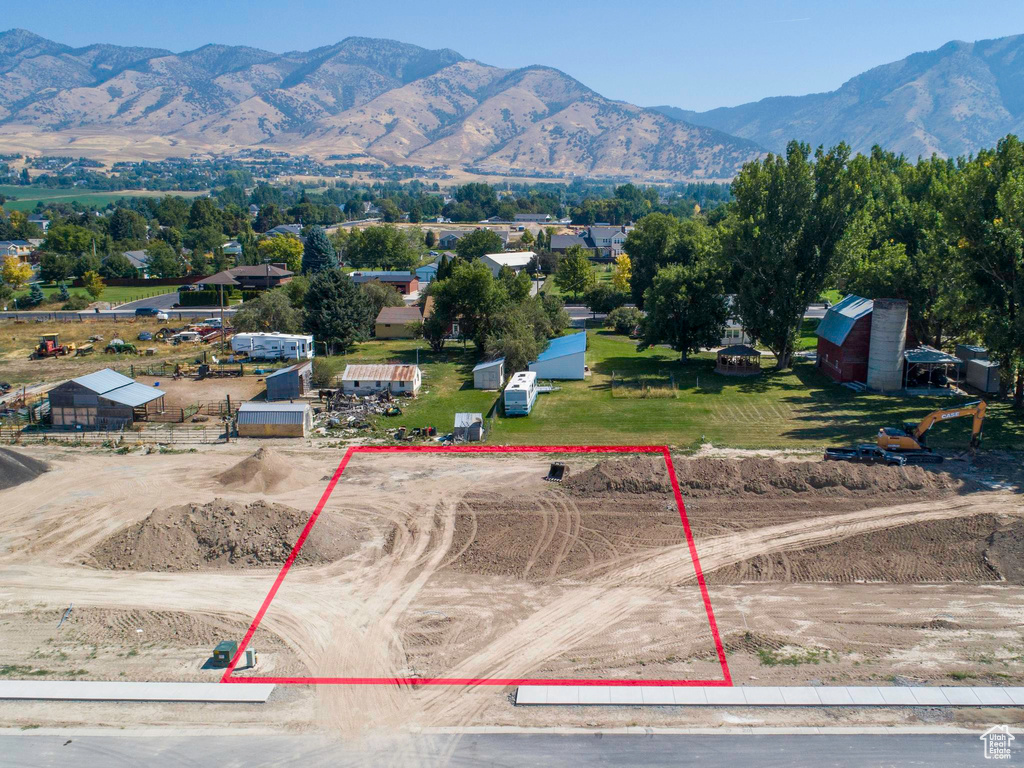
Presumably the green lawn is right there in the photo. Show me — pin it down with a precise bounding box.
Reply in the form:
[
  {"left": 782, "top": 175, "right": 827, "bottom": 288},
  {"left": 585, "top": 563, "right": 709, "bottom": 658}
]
[
  {"left": 819, "top": 289, "right": 844, "bottom": 305},
  {"left": 324, "top": 331, "right": 1024, "bottom": 450},
  {"left": 0, "top": 185, "right": 205, "bottom": 212},
  {"left": 796, "top": 318, "right": 820, "bottom": 351},
  {"left": 11, "top": 283, "right": 175, "bottom": 307},
  {"left": 540, "top": 264, "right": 613, "bottom": 301}
]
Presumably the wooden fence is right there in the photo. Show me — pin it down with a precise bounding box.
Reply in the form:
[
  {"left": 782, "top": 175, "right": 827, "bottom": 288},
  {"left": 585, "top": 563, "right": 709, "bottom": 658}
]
[{"left": 1, "top": 425, "right": 228, "bottom": 444}]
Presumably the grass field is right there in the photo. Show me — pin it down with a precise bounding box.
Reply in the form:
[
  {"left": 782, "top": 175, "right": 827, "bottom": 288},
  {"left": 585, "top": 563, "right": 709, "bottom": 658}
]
[
  {"left": 540, "top": 264, "right": 614, "bottom": 300},
  {"left": 323, "top": 331, "right": 1024, "bottom": 450},
  {"left": 10, "top": 283, "right": 175, "bottom": 307},
  {"left": 0, "top": 185, "right": 204, "bottom": 212}
]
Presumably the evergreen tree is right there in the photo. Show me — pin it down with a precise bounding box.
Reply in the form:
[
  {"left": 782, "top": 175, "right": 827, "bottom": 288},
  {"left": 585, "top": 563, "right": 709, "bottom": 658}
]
[
  {"left": 302, "top": 226, "right": 336, "bottom": 274},
  {"left": 58, "top": 283, "right": 70, "bottom": 302},
  {"left": 303, "top": 270, "right": 372, "bottom": 353},
  {"left": 425, "top": 229, "right": 437, "bottom": 249},
  {"left": 26, "top": 283, "right": 44, "bottom": 307}
]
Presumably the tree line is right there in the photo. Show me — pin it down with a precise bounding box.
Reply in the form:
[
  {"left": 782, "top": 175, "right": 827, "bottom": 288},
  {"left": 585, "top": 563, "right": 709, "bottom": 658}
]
[{"left": 614, "top": 138, "right": 1024, "bottom": 405}]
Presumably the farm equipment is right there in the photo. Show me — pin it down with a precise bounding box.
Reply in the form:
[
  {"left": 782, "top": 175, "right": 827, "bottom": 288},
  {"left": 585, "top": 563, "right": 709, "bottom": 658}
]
[
  {"left": 384, "top": 405, "right": 403, "bottom": 417},
  {"left": 75, "top": 343, "right": 95, "bottom": 357},
  {"left": 544, "top": 462, "right": 568, "bottom": 482},
  {"left": 877, "top": 400, "right": 986, "bottom": 457},
  {"left": 34, "top": 333, "right": 72, "bottom": 358},
  {"left": 154, "top": 327, "right": 182, "bottom": 341},
  {"left": 105, "top": 339, "right": 138, "bottom": 355}
]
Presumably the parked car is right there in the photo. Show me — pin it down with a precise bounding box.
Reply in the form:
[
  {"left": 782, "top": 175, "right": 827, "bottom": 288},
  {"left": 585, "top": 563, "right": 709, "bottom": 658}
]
[
  {"left": 135, "top": 307, "right": 160, "bottom": 316},
  {"left": 824, "top": 445, "right": 906, "bottom": 466}
]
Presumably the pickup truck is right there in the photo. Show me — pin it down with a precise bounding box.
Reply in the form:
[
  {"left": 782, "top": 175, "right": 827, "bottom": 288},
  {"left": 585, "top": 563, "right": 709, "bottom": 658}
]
[{"left": 824, "top": 445, "right": 907, "bottom": 466}]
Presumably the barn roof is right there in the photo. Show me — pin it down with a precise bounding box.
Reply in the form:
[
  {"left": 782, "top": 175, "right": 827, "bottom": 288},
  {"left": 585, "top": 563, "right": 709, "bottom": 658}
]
[
  {"left": 237, "top": 402, "right": 310, "bottom": 424},
  {"left": 70, "top": 369, "right": 165, "bottom": 407},
  {"left": 816, "top": 295, "right": 873, "bottom": 346}
]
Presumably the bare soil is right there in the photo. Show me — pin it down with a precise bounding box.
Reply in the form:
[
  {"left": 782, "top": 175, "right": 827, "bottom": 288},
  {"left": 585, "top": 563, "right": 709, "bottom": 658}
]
[{"left": 1, "top": 445, "right": 1023, "bottom": 736}]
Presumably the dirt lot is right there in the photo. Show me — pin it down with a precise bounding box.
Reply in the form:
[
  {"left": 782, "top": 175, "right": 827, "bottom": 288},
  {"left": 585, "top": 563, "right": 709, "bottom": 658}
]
[
  {"left": 0, "top": 444, "right": 1022, "bottom": 736},
  {"left": 134, "top": 374, "right": 267, "bottom": 409}
]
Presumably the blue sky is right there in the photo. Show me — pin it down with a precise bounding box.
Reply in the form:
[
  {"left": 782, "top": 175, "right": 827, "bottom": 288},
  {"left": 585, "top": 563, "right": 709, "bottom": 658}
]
[{"left": 9, "top": 0, "right": 1024, "bottom": 111}]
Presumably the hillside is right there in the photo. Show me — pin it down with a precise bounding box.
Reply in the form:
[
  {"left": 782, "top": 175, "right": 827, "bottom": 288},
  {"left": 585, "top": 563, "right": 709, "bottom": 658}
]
[
  {"left": 654, "top": 34, "right": 1024, "bottom": 158},
  {"left": 0, "top": 29, "right": 763, "bottom": 181}
]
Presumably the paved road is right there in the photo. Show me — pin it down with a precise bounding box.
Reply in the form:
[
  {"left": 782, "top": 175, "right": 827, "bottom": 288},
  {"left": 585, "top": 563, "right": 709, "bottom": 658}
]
[
  {"left": 115, "top": 292, "right": 180, "bottom": 311},
  {"left": 2, "top": 731, "right": 1017, "bottom": 767}
]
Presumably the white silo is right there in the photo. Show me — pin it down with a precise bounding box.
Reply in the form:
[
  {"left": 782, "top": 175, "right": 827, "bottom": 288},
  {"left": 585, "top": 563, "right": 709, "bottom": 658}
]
[{"left": 867, "top": 298, "right": 908, "bottom": 391}]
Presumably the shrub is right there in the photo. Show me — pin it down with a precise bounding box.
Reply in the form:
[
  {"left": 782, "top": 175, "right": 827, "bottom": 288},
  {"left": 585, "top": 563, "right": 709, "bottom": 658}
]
[
  {"left": 606, "top": 306, "right": 644, "bottom": 336},
  {"left": 61, "top": 294, "right": 91, "bottom": 310}
]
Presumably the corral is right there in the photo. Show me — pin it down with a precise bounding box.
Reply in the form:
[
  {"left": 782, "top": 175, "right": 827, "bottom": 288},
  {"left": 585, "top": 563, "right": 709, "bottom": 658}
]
[{"left": 0, "top": 442, "right": 1022, "bottom": 735}]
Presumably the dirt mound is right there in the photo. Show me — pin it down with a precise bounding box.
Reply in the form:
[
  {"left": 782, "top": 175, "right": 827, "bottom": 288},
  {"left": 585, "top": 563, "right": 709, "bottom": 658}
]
[
  {"left": 91, "top": 498, "right": 362, "bottom": 571},
  {"left": 0, "top": 447, "right": 48, "bottom": 490},
  {"left": 215, "top": 447, "right": 292, "bottom": 492},
  {"left": 708, "top": 514, "right": 1020, "bottom": 584},
  {"left": 566, "top": 455, "right": 972, "bottom": 499},
  {"left": 564, "top": 456, "right": 673, "bottom": 495}
]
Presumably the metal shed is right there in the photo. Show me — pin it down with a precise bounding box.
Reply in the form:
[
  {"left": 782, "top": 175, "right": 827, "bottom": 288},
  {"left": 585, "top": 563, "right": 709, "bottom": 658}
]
[
  {"left": 236, "top": 402, "right": 312, "bottom": 438},
  {"left": 528, "top": 331, "right": 587, "bottom": 380},
  {"left": 967, "top": 359, "right": 1000, "bottom": 394},
  {"left": 265, "top": 361, "right": 313, "bottom": 401},
  {"left": 472, "top": 358, "right": 505, "bottom": 389},
  {"left": 454, "top": 412, "right": 485, "bottom": 442}
]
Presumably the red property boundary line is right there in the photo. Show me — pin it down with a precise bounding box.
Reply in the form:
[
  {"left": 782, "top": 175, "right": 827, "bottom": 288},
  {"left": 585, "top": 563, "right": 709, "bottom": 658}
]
[{"left": 221, "top": 445, "right": 733, "bottom": 687}]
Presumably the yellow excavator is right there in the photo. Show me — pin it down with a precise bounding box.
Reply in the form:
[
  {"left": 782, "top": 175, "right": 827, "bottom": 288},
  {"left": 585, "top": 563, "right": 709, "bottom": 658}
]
[{"left": 877, "top": 401, "right": 986, "bottom": 456}]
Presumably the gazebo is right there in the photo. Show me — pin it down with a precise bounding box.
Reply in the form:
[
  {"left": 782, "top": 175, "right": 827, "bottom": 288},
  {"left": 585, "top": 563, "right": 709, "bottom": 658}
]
[{"left": 716, "top": 344, "right": 762, "bottom": 376}]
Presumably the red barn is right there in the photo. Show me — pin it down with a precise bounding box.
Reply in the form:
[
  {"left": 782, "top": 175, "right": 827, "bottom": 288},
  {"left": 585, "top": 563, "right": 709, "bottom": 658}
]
[{"left": 816, "top": 295, "right": 873, "bottom": 383}]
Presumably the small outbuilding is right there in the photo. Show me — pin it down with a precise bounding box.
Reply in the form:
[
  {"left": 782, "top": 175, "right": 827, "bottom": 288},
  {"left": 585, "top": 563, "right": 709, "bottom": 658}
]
[
  {"left": 265, "top": 361, "right": 313, "bottom": 401},
  {"left": 340, "top": 364, "right": 422, "bottom": 396},
  {"left": 528, "top": 331, "right": 586, "bottom": 380},
  {"left": 454, "top": 412, "right": 485, "bottom": 442},
  {"left": 967, "top": 359, "right": 1000, "bottom": 394},
  {"left": 374, "top": 305, "right": 423, "bottom": 339},
  {"left": 715, "top": 344, "right": 762, "bottom": 376},
  {"left": 472, "top": 357, "right": 505, "bottom": 389},
  {"left": 236, "top": 402, "right": 312, "bottom": 438},
  {"left": 48, "top": 369, "right": 166, "bottom": 429}
]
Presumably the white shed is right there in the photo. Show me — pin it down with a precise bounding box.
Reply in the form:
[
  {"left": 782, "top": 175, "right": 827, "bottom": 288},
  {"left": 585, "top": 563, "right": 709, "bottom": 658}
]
[
  {"left": 454, "top": 412, "right": 485, "bottom": 442},
  {"left": 528, "top": 331, "right": 587, "bottom": 380},
  {"left": 472, "top": 358, "right": 505, "bottom": 390}
]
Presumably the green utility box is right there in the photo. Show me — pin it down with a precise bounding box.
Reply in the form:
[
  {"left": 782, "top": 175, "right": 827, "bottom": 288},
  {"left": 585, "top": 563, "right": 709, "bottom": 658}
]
[{"left": 212, "top": 640, "right": 238, "bottom": 667}]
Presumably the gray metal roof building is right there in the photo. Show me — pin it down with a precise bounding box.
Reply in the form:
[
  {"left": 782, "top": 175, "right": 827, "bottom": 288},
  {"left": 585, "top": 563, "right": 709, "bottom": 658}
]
[{"left": 48, "top": 368, "right": 166, "bottom": 430}]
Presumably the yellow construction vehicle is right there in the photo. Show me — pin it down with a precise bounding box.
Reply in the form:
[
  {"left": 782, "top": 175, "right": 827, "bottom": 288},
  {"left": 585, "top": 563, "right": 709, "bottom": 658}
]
[{"left": 877, "top": 400, "right": 986, "bottom": 453}]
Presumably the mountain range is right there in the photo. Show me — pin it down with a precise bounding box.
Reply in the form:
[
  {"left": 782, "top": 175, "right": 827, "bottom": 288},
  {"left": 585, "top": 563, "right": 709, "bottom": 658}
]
[
  {"left": 0, "top": 29, "right": 760, "bottom": 181},
  {"left": 654, "top": 35, "right": 1024, "bottom": 159},
  {"left": 4, "top": 28, "right": 1024, "bottom": 181}
]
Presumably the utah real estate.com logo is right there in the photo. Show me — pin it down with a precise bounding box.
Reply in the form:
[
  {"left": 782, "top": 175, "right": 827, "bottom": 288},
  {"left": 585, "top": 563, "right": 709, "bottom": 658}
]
[{"left": 981, "top": 725, "right": 1015, "bottom": 760}]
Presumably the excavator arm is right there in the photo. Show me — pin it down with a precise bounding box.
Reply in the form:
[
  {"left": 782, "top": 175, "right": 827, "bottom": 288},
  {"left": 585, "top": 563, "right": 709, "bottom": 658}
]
[{"left": 912, "top": 400, "right": 986, "bottom": 447}]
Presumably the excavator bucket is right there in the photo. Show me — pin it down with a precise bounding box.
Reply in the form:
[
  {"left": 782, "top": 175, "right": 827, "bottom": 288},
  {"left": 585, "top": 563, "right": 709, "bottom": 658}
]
[{"left": 544, "top": 462, "right": 567, "bottom": 482}]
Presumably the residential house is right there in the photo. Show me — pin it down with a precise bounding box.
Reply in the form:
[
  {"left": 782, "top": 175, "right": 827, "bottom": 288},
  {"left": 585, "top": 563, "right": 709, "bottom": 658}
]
[
  {"left": 197, "top": 264, "right": 294, "bottom": 291},
  {"left": 340, "top": 364, "right": 422, "bottom": 396},
  {"left": 415, "top": 263, "right": 438, "bottom": 284},
  {"left": 374, "top": 305, "right": 423, "bottom": 339},
  {"left": 550, "top": 226, "right": 632, "bottom": 261},
  {"left": 222, "top": 240, "right": 243, "bottom": 256},
  {"left": 123, "top": 250, "right": 149, "bottom": 277},
  {"left": 480, "top": 251, "right": 534, "bottom": 278},
  {"left": 720, "top": 295, "right": 751, "bottom": 347},
  {"left": 350, "top": 271, "right": 420, "bottom": 294},
  {"left": 438, "top": 231, "right": 464, "bottom": 249},
  {"left": 27, "top": 214, "right": 50, "bottom": 233},
  {"left": 0, "top": 240, "right": 33, "bottom": 258},
  {"left": 265, "top": 224, "right": 303, "bottom": 239}
]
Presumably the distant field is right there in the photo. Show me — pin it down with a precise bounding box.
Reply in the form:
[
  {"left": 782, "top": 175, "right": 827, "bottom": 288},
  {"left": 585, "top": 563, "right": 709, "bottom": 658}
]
[
  {"left": 0, "top": 185, "right": 205, "bottom": 212},
  {"left": 321, "top": 331, "right": 1024, "bottom": 450}
]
